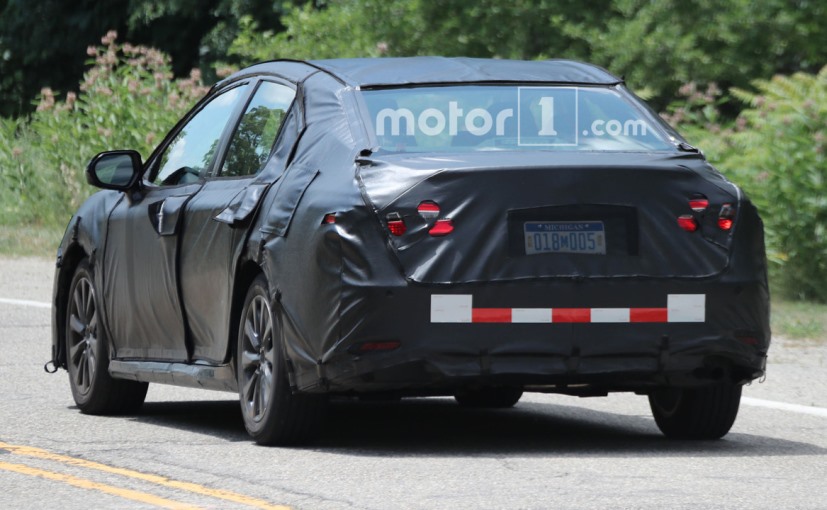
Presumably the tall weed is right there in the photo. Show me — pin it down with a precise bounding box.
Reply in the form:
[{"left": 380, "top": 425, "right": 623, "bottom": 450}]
[{"left": 0, "top": 31, "right": 208, "bottom": 228}]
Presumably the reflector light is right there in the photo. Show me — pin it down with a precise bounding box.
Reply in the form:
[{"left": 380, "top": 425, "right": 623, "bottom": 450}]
[
  {"left": 322, "top": 213, "right": 337, "bottom": 224},
  {"left": 428, "top": 219, "right": 454, "bottom": 236},
  {"left": 677, "top": 214, "right": 698, "bottom": 232},
  {"left": 718, "top": 203, "right": 735, "bottom": 230},
  {"left": 417, "top": 201, "right": 440, "bottom": 220},
  {"left": 689, "top": 197, "right": 709, "bottom": 212},
  {"left": 356, "top": 340, "right": 401, "bottom": 352}
]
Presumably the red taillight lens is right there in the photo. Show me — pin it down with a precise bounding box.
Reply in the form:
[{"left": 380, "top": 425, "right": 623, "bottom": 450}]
[
  {"left": 718, "top": 217, "right": 733, "bottom": 230},
  {"left": 321, "top": 213, "right": 337, "bottom": 224},
  {"left": 718, "top": 203, "right": 735, "bottom": 230},
  {"left": 689, "top": 196, "right": 709, "bottom": 212},
  {"left": 428, "top": 218, "right": 454, "bottom": 237},
  {"left": 386, "top": 212, "right": 406, "bottom": 235},
  {"left": 677, "top": 214, "right": 698, "bottom": 232},
  {"left": 417, "top": 201, "right": 440, "bottom": 220},
  {"left": 387, "top": 219, "right": 406, "bottom": 236}
]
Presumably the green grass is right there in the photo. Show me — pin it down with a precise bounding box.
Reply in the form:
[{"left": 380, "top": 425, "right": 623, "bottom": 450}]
[
  {"left": 771, "top": 299, "right": 827, "bottom": 341},
  {"left": 0, "top": 224, "right": 63, "bottom": 257}
]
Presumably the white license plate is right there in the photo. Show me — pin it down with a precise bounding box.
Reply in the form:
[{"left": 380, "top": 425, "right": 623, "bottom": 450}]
[{"left": 524, "top": 221, "right": 606, "bottom": 255}]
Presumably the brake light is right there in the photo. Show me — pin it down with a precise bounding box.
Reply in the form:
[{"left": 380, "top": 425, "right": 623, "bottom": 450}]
[
  {"left": 321, "top": 213, "right": 337, "bottom": 224},
  {"left": 387, "top": 220, "right": 406, "bottom": 236},
  {"left": 718, "top": 203, "right": 735, "bottom": 230},
  {"left": 677, "top": 215, "right": 698, "bottom": 232},
  {"left": 417, "top": 201, "right": 440, "bottom": 220},
  {"left": 689, "top": 196, "right": 709, "bottom": 212},
  {"left": 386, "top": 212, "right": 406, "bottom": 236},
  {"left": 429, "top": 219, "right": 454, "bottom": 236}
]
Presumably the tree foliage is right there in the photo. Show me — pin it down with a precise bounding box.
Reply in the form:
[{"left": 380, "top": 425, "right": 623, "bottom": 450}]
[
  {"left": 228, "top": 0, "right": 827, "bottom": 108},
  {"left": 0, "top": 0, "right": 292, "bottom": 117}
]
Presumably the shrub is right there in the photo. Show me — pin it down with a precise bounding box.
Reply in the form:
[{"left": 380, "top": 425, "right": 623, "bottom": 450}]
[
  {"left": 726, "top": 68, "right": 827, "bottom": 301},
  {"left": 669, "top": 68, "right": 827, "bottom": 302},
  {"left": 0, "top": 31, "right": 208, "bottom": 228}
]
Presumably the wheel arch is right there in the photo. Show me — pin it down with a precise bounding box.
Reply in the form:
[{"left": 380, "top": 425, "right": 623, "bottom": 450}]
[
  {"left": 227, "top": 259, "right": 265, "bottom": 364},
  {"left": 52, "top": 242, "right": 90, "bottom": 369}
]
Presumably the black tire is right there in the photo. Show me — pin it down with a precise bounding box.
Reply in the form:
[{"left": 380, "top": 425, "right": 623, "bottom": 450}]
[
  {"left": 454, "top": 387, "right": 523, "bottom": 408},
  {"left": 237, "top": 274, "right": 327, "bottom": 445},
  {"left": 65, "top": 259, "right": 148, "bottom": 414},
  {"left": 648, "top": 384, "right": 742, "bottom": 440}
]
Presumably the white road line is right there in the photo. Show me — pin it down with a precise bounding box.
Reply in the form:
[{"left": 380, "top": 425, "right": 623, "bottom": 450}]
[
  {"left": 0, "top": 297, "right": 51, "bottom": 309},
  {"left": 742, "top": 397, "right": 827, "bottom": 418}
]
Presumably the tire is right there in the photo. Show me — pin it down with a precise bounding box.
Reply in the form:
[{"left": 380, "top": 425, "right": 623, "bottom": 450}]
[
  {"left": 65, "top": 259, "right": 148, "bottom": 414},
  {"left": 454, "top": 387, "right": 523, "bottom": 408},
  {"left": 648, "top": 384, "right": 742, "bottom": 440},
  {"left": 237, "top": 274, "right": 327, "bottom": 445}
]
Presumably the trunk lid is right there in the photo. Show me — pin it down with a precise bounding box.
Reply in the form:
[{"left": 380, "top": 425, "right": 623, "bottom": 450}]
[{"left": 356, "top": 151, "right": 739, "bottom": 284}]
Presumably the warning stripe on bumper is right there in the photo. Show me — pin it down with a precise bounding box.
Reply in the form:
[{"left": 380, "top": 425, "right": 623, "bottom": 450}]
[{"left": 431, "top": 294, "right": 705, "bottom": 323}]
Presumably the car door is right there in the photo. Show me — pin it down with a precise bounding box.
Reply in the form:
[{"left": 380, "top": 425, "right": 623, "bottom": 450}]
[
  {"left": 103, "top": 83, "right": 253, "bottom": 360},
  {"left": 179, "top": 79, "right": 298, "bottom": 363}
]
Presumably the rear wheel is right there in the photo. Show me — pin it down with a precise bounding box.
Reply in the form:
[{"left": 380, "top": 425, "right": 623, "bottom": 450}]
[
  {"left": 454, "top": 387, "right": 523, "bottom": 408},
  {"left": 648, "top": 384, "right": 742, "bottom": 439},
  {"left": 66, "top": 259, "right": 148, "bottom": 414},
  {"left": 237, "top": 274, "right": 327, "bottom": 445}
]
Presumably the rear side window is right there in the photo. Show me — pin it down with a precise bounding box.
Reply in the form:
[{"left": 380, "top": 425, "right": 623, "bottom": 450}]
[
  {"left": 220, "top": 81, "right": 296, "bottom": 177},
  {"left": 361, "top": 85, "right": 675, "bottom": 153}
]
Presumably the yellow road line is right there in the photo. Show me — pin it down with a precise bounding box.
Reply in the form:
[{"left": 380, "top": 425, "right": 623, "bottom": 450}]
[
  {"left": 0, "top": 442, "right": 289, "bottom": 510},
  {"left": 0, "top": 460, "right": 202, "bottom": 509}
]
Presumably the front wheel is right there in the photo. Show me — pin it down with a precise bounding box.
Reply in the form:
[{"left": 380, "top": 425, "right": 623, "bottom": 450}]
[
  {"left": 648, "top": 384, "right": 742, "bottom": 439},
  {"left": 237, "top": 274, "right": 327, "bottom": 445},
  {"left": 66, "top": 259, "right": 148, "bottom": 414}
]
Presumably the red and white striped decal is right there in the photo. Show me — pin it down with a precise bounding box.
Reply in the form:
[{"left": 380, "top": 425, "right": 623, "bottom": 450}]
[{"left": 430, "top": 294, "right": 705, "bottom": 323}]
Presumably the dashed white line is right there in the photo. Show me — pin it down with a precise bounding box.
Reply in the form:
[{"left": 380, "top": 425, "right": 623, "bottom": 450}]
[
  {"left": 0, "top": 297, "right": 51, "bottom": 309},
  {"left": 741, "top": 397, "right": 827, "bottom": 418}
]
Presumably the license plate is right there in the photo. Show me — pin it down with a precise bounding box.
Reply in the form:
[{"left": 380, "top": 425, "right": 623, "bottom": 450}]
[{"left": 524, "top": 221, "right": 606, "bottom": 255}]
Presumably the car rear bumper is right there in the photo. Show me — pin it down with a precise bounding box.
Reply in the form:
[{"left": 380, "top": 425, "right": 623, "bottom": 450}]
[{"left": 288, "top": 278, "right": 770, "bottom": 394}]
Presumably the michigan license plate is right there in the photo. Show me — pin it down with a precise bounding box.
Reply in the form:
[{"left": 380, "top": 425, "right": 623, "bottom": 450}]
[{"left": 524, "top": 221, "right": 606, "bottom": 255}]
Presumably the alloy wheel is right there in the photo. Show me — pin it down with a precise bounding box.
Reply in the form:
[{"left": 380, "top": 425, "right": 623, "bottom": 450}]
[
  {"left": 67, "top": 274, "right": 99, "bottom": 396},
  {"left": 239, "top": 294, "right": 276, "bottom": 423}
]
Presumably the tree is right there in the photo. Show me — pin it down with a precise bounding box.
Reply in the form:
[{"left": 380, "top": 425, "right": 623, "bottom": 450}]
[
  {"left": 228, "top": 0, "right": 827, "bottom": 109},
  {"left": 0, "top": 0, "right": 294, "bottom": 117}
]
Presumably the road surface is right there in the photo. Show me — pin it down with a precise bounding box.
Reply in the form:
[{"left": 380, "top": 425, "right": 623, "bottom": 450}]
[{"left": 1, "top": 256, "right": 825, "bottom": 509}]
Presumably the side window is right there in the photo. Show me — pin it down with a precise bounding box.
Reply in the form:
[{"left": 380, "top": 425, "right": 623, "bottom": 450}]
[
  {"left": 152, "top": 84, "right": 250, "bottom": 186},
  {"left": 219, "top": 81, "right": 296, "bottom": 178}
]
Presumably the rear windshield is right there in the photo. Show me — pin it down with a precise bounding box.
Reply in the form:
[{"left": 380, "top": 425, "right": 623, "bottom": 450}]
[{"left": 361, "top": 85, "right": 676, "bottom": 153}]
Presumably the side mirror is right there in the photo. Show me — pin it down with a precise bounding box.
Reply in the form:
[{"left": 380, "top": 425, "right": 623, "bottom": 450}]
[{"left": 86, "top": 150, "right": 143, "bottom": 191}]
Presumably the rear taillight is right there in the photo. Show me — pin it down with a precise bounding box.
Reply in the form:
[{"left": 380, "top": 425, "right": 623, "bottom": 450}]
[
  {"left": 429, "top": 219, "right": 454, "bottom": 236},
  {"left": 386, "top": 213, "right": 406, "bottom": 236},
  {"left": 417, "top": 201, "right": 440, "bottom": 220},
  {"left": 387, "top": 200, "right": 454, "bottom": 237},
  {"left": 677, "top": 215, "right": 698, "bottom": 232},
  {"left": 689, "top": 195, "right": 709, "bottom": 212},
  {"left": 718, "top": 203, "right": 735, "bottom": 230},
  {"left": 321, "top": 213, "right": 337, "bottom": 224}
]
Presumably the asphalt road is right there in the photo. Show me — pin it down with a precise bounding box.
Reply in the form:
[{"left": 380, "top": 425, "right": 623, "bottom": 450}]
[{"left": 1, "top": 256, "right": 826, "bottom": 510}]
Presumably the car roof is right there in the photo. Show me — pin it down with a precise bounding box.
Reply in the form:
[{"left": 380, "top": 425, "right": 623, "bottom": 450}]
[
  {"left": 222, "top": 57, "right": 622, "bottom": 89},
  {"left": 310, "top": 57, "right": 621, "bottom": 87}
]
